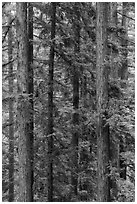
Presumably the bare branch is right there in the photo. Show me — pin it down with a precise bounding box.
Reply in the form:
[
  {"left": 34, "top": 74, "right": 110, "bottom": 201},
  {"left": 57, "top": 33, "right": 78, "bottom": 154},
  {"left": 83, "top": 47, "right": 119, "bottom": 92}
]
[
  {"left": 2, "top": 17, "right": 15, "bottom": 44},
  {"left": 2, "top": 59, "right": 15, "bottom": 68},
  {"left": 117, "top": 11, "right": 135, "bottom": 21}
]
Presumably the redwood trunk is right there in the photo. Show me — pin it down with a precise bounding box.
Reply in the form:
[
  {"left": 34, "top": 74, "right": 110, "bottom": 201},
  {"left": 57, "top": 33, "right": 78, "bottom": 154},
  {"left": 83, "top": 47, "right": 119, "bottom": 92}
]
[
  {"left": 120, "top": 2, "right": 128, "bottom": 81},
  {"left": 119, "top": 3, "right": 129, "bottom": 180},
  {"left": 26, "top": 3, "right": 34, "bottom": 201},
  {"left": 96, "top": 3, "right": 111, "bottom": 202},
  {"left": 47, "top": 3, "right": 56, "bottom": 202},
  {"left": 71, "top": 3, "right": 80, "bottom": 198},
  {"left": 109, "top": 3, "right": 119, "bottom": 200},
  {"left": 8, "top": 16, "right": 14, "bottom": 202},
  {"left": 16, "top": 3, "right": 34, "bottom": 201}
]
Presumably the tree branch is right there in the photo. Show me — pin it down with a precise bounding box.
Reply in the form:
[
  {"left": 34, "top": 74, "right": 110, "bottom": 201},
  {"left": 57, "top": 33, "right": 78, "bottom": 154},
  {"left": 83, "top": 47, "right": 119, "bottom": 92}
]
[
  {"left": 2, "top": 17, "right": 15, "bottom": 44},
  {"left": 117, "top": 11, "right": 135, "bottom": 21},
  {"left": 2, "top": 59, "right": 15, "bottom": 68}
]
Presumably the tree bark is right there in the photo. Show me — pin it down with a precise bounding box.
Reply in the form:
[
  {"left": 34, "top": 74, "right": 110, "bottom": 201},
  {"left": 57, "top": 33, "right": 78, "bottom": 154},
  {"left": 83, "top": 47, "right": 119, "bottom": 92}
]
[
  {"left": 109, "top": 3, "right": 119, "bottom": 200},
  {"left": 119, "top": 140, "right": 126, "bottom": 179},
  {"left": 26, "top": 3, "right": 34, "bottom": 201},
  {"left": 47, "top": 2, "right": 56, "bottom": 202},
  {"left": 71, "top": 3, "right": 80, "bottom": 198},
  {"left": 8, "top": 15, "right": 14, "bottom": 202},
  {"left": 109, "top": 2, "right": 119, "bottom": 79},
  {"left": 16, "top": 3, "right": 34, "bottom": 201},
  {"left": 120, "top": 2, "right": 128, "bottom": 81},
  {"left": 119, "top": 2, "right": 128, "bottom": 180},
  {"left": 96, "top": 3, "right": 111, "bottom": 202}
]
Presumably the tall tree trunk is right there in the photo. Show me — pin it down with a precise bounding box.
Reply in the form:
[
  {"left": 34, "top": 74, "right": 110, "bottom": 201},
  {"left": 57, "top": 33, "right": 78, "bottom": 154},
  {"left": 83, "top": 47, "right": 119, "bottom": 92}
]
[
  {"left": 109, "top": 2, "right": 118, "bottom": 79},
  {"left": 96, "top": 3, "right": 111, "bottom": 202},
  {"left": 119, "top": 140, "right": 126, "bottom": 179},
  {"left": 47, "top": 2, "right": 56, "bottom": 202},
  {"left": 110, "top": 2, "right": 118, "bottom": 25},
  {"left": 119, "top": 2, "right": 128, "bottom": 180},
  {"left": 79, "top": 72, "right": 88, "bottom": 201},
  {"left": 109, "top": 3, "right": 119, "bottom": 200},
  {"left": 71, "top": 3, "right": 80, "bottom": 198},
  {"left": 16, "top": 3, "right": 34, "bottom": 201},
  {"left": 119, "top": 2, "right": 128, "bottom": 81},
  {"left": 81, "top": 75, "right": 88, "bottom": 108},
  {"left": 8, "top": 15, "right": 14, "bottom": 202},
  {"left": 26, "top": 3, "right": 34, "bottom": 201}
]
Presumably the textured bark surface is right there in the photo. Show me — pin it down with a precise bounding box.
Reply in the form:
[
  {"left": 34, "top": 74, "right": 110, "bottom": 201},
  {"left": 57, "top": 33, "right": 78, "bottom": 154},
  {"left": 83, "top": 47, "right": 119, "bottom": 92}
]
[
  {"left": 109, "top": 2, "right": 119, "bottom": 79},
  {"left": 16, "top": 3, "right": 34, "bottom": 201},
  {"left": 8, "top": 16, "right": 14, "bottom": 202},
  {"left": 16, "top": 3, "right": 28, "bottom": 201},
  {"left": 109, "top": 3, "right": 119, "bottom": 200},
  {"left": 119, "top": 2, "right": 128, "bottom": 81},
  {"left": 119, "top": 2, "right": 128, "bottom": 180},
  {"left": 120, "top": 138, "right": 126, "bottom": 179},
  {"left": 47, "top": 2, "right": 56, "bottom": 202},
  {"left": 96, "top": 3, "right": 111, "bottom": 202},
  {"left": 26, "top": 3, "right": 34, "bottom": 201},
  {"left": 71, "top": 3, "right": 80, "bottom": 198}
]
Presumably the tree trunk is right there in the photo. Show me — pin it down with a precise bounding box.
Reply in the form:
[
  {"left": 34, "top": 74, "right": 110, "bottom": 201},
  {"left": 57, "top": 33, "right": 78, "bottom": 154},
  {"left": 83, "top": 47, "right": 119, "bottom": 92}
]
[
  {"left": 80, "top": 74, "right": 88, "bottom": 201},
  {"left": 8, "top": 15, "right": 14, "bottom": 202},
  {"left": 71, "top": 3, "right": 80, "bottom": 198},
  {"left": 119, "top": 2, "right": 128, "bottom": 81},
  {"left": 16, "top": 3, "right": 34, "bottom": 201},
  {"left": 96, "top": 3, "right": 111, "bottom": 202},
  {"left": 119, "top": 2, "right": 128, "bottom": 180},
  {"left": 110, "top": 2, "right": 118, "bottom": 25},
  {"left": 109, "top": 3, "right": 119, "bottom": 200},
  {"left": 26, "top": 3, "right": 34, "bottom": 201},
  {"left": 109, "top": 2, "right": 119, "bottom": 79},
  {"left": 81, "top": 75, "right": 88, "bottom": 108},
  {"left": 47, "top": 2, "right": 56, "bottom": 202},
  {"left": 119, "top": 139, "right": 126, "bottom": 179}
]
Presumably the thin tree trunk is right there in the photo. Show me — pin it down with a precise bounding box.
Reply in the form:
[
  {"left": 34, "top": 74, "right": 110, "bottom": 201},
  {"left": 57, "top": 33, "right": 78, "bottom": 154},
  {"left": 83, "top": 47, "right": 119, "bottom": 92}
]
[
  {"left": 109, "top": 2, "right": 118, "bottom": 79},
  {"left": 16, "top": 3, "right": 34, "bottom": 201},
  {"left": 109, "top": 3, "right": 119, "bottom": 200},
  {"left": 71, "top": 3, "right": 80, "bottom": 198},
  {"left": 81, "top": 75, "right": 87, "bottom": 108},
  {"left": 120, "top": 2, "right": 128, "bottom": 81},
  {"left": 47, "top": 2, "right": 56, "bottom": 202},
  {"left": 8, "top": 15, "right": 14, "bottom": 202},
  {"left": 96, "top": 3, "right": 111, "bottom": 202},
  {"left": 119, "top": 2, "right": 128, "bottom": 180},
  {"left": 79, "top": 74, "right": 88, "bottom": 201},
  {"left": 26, "top": 3, "right": 34, "bottom": 201},
  {"left": 119, "top": 140, "right": 126, "bottom": 179}
]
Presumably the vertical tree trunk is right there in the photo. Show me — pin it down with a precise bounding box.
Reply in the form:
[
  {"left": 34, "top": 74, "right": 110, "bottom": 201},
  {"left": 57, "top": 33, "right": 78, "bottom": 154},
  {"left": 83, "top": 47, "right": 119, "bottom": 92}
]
[
  {"left": 96, "top": 3, "right": 111, "bottom": 202},
  {"left": 80, "top": 72, "right": 88, "bottom": 201},
  {"left": 120, "top": 2, "right": 128, "bottom": 81},
  {"left": 119, "top": 141, "right": 126, "bottom": 179},
  {"left": 8, "top": 15, "right": 14, "bottom": 202},
  {"left": 26, "top": 3, "right": 34, "bottom": 201},
  {"left": 71, "top": 3, "right": 80, "bottom": 198},
  {"left": 119, "top": 2, "right": 128, "bottom": 180},
  {"left": 47, "top": 2, "right": 56, "bottom": 202},
  {"left": 16, "top": 3, "right": 34, "bottom": 201},
  {"left": 109, "top": 3, "right": 119, "bottom": 200},
  {"left": 81, "top": 75, "right": 88, "bottom": 108},
  {"left": 109, "top": 2, "right": 118, "bottom": 79}
]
